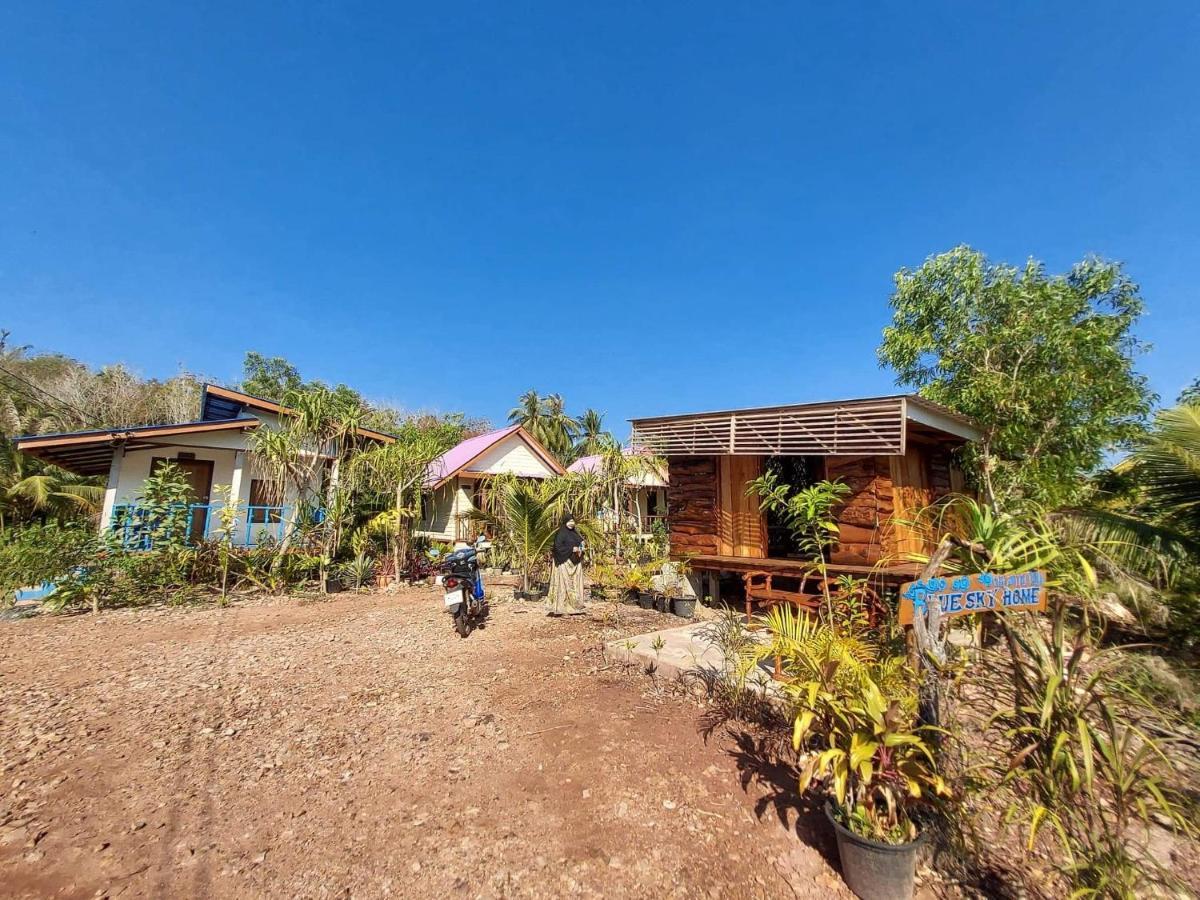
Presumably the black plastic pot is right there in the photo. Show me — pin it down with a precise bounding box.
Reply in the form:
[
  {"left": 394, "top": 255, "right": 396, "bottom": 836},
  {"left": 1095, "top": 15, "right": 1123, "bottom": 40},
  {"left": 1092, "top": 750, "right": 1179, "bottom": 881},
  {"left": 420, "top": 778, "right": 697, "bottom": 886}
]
[
  {"left": 671, "top": 598, "right": 697, "bottom": 618},
  {"left": 322, "top": 576, "right": 348, "bottom": 594},
  {"left": 637, "top": 592, "right": 655, "bottom": 609},
  {"left": 825, "top": 803, "right": 923, "bottom": 900},
  {"left": 654, "top": 595, "right": 670, "bottom": 613}
]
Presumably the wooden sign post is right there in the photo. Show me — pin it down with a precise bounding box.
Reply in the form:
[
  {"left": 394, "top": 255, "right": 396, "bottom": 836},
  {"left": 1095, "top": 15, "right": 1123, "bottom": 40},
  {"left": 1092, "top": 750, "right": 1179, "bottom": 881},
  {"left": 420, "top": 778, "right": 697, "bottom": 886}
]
[{"left": 899, "top": 570, "right": 1048, "bottom": 626}]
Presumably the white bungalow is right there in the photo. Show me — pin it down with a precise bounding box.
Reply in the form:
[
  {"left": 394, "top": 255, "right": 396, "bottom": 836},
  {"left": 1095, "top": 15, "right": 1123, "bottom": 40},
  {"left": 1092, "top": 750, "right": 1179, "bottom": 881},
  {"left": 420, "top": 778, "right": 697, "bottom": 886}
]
[
  {"left": 12, "top": 385, "right": 394, "bottom": 548},
  {"left": 566, "top": 448, "right": 668, "bottom": 541},
  {"left": 416, "top": 424, "right": 565, "bottom": 543}
]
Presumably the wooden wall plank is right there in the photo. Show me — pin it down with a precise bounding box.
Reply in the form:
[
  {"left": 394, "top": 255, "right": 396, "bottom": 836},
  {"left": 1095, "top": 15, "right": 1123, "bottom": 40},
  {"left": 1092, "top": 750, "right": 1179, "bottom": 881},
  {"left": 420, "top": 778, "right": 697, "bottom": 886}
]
[{"left": 666, "top": 456, "right": 720, "bottom": 556}]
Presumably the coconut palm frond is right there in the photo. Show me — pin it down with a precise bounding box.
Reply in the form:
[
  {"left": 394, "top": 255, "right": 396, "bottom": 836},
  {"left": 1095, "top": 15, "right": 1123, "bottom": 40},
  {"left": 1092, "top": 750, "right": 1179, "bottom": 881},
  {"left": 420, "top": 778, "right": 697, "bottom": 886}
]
[
  {"left": 1133, "top": 404, "right": 1200, "bottom": 536},
  {"left": 1053, "top": 507, "right": 1197, "bottom": 582}
]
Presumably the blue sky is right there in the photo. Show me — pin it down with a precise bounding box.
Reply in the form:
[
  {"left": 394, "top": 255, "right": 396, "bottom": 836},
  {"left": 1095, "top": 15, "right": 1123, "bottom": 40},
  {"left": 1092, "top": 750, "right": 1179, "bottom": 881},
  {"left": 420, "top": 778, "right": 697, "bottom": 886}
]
[{"left": 2, "top": 2, "right": 1197, "bottom": 438}]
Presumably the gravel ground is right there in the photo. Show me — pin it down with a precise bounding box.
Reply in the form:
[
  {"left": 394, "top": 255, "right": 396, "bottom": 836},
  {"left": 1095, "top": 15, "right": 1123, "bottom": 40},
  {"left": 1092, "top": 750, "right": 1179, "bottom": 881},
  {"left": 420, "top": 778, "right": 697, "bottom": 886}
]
[{"left": 0, "top": 588, "right": 851, "bottom": 899}]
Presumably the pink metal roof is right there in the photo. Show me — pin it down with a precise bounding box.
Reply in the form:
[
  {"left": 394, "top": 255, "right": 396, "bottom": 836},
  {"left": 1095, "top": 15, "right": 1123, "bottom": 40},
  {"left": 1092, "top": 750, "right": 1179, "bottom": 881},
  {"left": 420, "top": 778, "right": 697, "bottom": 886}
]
[
  {"left": 566, "top": 453, "right": 604, "bottom": 474},
  {"left": 566, "top": 448, "right": 668, "bottom": 485},
  {"left": 425, "top": 424, "right": 524, "bottom": 487}
]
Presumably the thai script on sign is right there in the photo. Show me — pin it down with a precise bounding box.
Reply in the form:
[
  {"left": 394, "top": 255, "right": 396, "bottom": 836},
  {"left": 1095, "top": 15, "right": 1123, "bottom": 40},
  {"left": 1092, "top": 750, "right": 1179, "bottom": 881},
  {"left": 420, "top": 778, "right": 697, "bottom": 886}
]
[{"left": 898, "top": 570, "right": 1048, "bottom": 626}]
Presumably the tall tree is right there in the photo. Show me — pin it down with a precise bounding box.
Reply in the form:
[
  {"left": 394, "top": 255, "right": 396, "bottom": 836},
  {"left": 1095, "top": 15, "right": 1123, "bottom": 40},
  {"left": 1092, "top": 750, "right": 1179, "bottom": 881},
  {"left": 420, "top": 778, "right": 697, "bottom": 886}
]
[
  {"left": 573, "top": 408, "right": 617, "bottom": 460},
  {"left": 508, "top": 390, "right": 545, "bottom": 438},
  {"left": 1179, "top": 377, "right": 1200, "bottom": 407},
  {"left": 240, "top": 352, "right": 304, "bottom": 402},
  {"left": 878, "top": 246, "right": 1153, "bottom": 509},
  {"left": 540, "top": 393, "right": 579, "bottom": 459}
]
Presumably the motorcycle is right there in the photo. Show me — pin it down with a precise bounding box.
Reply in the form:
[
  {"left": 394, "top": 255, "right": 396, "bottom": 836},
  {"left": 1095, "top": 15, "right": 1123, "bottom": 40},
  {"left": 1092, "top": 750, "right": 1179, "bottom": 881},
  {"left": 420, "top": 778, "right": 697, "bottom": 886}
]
[{"left": 436, "top": 536, "right": 491, "bottom": 637}]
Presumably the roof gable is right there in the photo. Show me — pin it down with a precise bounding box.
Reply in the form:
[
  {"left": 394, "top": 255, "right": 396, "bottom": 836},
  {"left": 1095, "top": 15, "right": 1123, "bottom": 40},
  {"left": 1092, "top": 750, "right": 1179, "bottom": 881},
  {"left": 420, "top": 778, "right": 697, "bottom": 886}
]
[{"left": 426, "top": 425, "right": 564, "bottom": 488}]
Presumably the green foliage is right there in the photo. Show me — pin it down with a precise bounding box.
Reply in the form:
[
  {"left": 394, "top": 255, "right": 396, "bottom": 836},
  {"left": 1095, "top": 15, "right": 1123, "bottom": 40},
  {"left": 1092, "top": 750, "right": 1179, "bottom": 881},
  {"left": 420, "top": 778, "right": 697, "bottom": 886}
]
[
  {"left": 1126, "top": 403, "right": 1200, "bottom": 542},
  {"left": 240, "top": 352, "right": 304, "bottom": 401},
  {"left": 745, "top": 474, "right": 851, "bottom": 613},
  {"left": 467, "top": 475, "right": 574, "bottom": 593},
  {"left": 878, "top": 246, "right": 1153, "bottom": 508},
  {"left": 1178, "top": 377, "right": 1200, "bottom": 406},
  {"left": 125, "top": 462, "right": 195, "bottom": 550},
  {"left": 991, "top": 609, "right": 1192, "bottom": 896},
  {"left": 341, "top": 552, "right": 376, "bottom": 590},
  {"left": 743, "top": 607, "right": 943, "bottom": 843},
  {"left": 0, "top": 385, "right": 104, "bottom": 529},
  {"left": 746, "top": 474, "right": 850, "bottom": 563},
  {"left": 574, "top": 408, "right": 618, "bottom": 459},
  {"left": 912, "top": 495, "right": 1194, "bottom": 894},
  {"left": 507, "top": 390, "right": 618, "bottom": 463},
  {"left": 0, "top": 522, "right": 97, "bottom": 604}
]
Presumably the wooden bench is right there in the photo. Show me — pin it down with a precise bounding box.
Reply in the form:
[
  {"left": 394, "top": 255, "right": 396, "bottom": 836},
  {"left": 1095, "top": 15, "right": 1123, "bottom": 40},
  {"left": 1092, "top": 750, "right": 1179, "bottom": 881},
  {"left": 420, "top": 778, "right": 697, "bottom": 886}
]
[{"left": 741, "top": 570, "right": 822, "bottom": 620}]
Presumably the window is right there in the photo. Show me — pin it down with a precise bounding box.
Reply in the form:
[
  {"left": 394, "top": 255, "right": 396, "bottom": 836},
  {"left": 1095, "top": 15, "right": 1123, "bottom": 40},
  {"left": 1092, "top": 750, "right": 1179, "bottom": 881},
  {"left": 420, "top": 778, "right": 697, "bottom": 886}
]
[{"left": 249, "top": 479, "right": 282, "bottom": 524}]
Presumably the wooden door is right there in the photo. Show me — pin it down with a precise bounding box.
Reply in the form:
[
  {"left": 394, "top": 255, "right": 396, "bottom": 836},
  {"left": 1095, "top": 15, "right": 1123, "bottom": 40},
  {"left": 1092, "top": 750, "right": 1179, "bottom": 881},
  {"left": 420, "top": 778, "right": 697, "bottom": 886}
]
[
  {"left": 718, "top": 456, "right": 766, "bottom": 558},
  {"left": 152, "top": 457, "right": 214, "bottom": 543}
]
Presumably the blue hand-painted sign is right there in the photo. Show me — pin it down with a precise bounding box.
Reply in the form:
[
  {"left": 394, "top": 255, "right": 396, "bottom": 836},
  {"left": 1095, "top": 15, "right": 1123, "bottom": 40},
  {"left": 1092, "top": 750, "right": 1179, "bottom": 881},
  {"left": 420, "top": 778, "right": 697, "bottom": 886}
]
[{"left": 899, "top": 570, "right": 1048, "bottom": 625}]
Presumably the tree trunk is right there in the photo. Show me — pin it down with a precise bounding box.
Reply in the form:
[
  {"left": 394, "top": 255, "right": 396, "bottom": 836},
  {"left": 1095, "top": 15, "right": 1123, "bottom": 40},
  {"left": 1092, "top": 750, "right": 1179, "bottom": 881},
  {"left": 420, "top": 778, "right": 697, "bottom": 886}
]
[{"left": 393, "top": 483, "right": 405, "bottom": 585}]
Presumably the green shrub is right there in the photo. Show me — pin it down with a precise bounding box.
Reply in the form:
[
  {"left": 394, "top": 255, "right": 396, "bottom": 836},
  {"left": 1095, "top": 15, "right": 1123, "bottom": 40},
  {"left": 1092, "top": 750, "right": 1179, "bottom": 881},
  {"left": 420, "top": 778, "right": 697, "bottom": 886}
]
[{"left": 0, "top": 523, "right": 99, "bottom": 605}]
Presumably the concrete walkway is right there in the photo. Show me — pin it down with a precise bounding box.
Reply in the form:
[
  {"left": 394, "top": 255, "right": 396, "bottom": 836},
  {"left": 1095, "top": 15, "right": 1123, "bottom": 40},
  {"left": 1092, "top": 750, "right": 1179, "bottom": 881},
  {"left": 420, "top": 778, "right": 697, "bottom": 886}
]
[
  {"left": 603, "top": 621, "right": 785, "bottom": 702},
  {"left": 603, "top": 622, "right": 724, "bottom": 680}
]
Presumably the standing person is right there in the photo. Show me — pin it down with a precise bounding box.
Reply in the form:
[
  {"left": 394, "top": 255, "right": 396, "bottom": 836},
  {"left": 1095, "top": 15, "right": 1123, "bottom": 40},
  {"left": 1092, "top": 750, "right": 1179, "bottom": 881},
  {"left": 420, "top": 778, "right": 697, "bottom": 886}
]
[{"left": 547, "top": 513, "right": 586, "bottom": 616}]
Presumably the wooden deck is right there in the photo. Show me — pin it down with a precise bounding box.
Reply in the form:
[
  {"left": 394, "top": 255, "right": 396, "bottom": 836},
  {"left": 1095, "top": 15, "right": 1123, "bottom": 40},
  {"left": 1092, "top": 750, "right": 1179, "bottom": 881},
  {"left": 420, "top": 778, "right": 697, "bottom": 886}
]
[{"left": 680, "top": 553, "right": 922, "bottom": 582}]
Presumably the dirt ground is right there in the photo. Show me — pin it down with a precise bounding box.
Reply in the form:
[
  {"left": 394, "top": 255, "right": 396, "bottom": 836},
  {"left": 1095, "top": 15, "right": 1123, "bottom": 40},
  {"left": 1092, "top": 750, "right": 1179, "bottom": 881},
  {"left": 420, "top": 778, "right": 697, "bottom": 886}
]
[{"left": 0, "top": 588, "right": 858, "bottom": 899}]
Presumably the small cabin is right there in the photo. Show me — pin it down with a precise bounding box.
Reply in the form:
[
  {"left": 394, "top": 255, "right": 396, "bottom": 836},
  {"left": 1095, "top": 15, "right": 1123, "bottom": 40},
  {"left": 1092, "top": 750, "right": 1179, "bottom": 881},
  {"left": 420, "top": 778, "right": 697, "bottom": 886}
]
[
  {"left": 416, "top": 425, "right": 565, "bottom": 543},
  {"left": 629, "top": 395, "right": 980, "bottom": 606}
]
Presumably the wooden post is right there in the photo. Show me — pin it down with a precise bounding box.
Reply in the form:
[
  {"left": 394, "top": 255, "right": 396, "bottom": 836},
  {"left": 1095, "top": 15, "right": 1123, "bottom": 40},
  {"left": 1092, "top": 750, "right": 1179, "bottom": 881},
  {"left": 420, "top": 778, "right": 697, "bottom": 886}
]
[{"left": 907, "top": 535, "right": 990, "bottom": 727}]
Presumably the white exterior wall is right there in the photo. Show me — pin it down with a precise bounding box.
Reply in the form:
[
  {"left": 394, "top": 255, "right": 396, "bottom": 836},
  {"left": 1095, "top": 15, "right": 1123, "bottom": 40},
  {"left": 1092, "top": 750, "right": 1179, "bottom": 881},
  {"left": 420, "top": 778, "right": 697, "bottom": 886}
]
[
  {"left": 111, "top": 444, "right": 240, "bottom": 508},
  {"left": 416, "top": 477, "right": 476, "bottom": 543},
  {"left": 100, "top": 428, "right": 319, "bottom": 546},
  {"left": 464, "top": 437, "right": 557, "bottom": 478}
]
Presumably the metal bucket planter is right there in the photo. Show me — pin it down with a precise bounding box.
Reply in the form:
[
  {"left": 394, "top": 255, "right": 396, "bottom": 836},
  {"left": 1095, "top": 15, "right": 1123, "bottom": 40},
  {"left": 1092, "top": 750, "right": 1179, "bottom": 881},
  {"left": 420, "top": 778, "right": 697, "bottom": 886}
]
[{"left": 825, "top": 803, "right": 923, "bottom": 900}]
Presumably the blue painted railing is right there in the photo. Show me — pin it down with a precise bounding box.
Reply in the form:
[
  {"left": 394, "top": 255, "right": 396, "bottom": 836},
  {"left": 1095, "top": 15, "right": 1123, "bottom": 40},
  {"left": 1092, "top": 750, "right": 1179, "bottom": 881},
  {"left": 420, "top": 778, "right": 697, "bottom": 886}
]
[{"left": 110, "top": 503, "right": 293, "bottom": 550}]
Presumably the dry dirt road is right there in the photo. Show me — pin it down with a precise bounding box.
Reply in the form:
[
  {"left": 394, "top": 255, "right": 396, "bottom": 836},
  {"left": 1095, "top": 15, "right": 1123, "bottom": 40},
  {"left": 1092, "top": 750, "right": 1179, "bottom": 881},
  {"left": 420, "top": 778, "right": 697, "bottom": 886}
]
[{"left": 0, "top": 589, "right": 851, "bottom": 899}]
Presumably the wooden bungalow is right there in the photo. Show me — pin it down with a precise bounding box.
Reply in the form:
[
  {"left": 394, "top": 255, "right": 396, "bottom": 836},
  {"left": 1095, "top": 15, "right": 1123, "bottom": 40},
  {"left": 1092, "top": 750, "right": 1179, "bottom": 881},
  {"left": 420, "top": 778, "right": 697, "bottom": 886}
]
[{"left": 628, "top": 395, "right": 981, "bottom": 612}]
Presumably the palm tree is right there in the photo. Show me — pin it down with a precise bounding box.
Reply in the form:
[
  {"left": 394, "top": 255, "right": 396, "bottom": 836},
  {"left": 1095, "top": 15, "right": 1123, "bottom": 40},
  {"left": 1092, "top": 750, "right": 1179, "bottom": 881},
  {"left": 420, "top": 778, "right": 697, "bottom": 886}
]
[
  {"left": 0, "top": 445, "right": 103, "bottom": 528},
  {"left": 467, "top": 475, "right": 575, "bottom": 595},
  {"left": 508, "top": 390, "right": 545, "bottom": 437},
  {"left": 540, "top": 393, "right": 579, "bottom": 459},
  {"left": 573, "top": 408, "right": 617, "bottom": 460},
  {"left": 508, "top": 391, "right": 580, "bottom": 461},
  {"left": 346, "top": 432, "right": 446, "bottom": 578},
  {"left": 249, "top": 385, "right": 366, "bottom": 585},
  {"left": 1131, "top": 403, "right": 1200, "bottom": 541},
  {"left": 0, "top": 395, "right": 103, "bottom": 529}
]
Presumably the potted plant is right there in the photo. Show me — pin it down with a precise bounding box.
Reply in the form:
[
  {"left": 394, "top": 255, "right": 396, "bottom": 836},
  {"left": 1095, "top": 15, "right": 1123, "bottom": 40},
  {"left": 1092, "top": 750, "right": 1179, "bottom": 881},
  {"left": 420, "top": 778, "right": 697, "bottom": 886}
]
[
  {"left": 743, "top": 608, "right": 947, "bottom": 900},
  {"left": 620, "top": 565, "right": 649, "bottom": 606},
  {"left": 665, "top": 560, "right": 696, "bottom": 618},
  {"left": 796, "top": 677, "right": 947, "bottom": 900},
  {"left": 375, "top": 554, "right": 395, "bottom": 588}
]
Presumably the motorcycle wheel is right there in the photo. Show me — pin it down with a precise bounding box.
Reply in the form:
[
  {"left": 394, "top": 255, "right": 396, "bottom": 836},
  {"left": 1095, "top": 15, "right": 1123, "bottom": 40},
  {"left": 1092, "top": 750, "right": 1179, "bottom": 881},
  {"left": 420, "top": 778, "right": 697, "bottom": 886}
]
[{"left": 454, "top": 605, "right": 470, "bottom": 638}]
